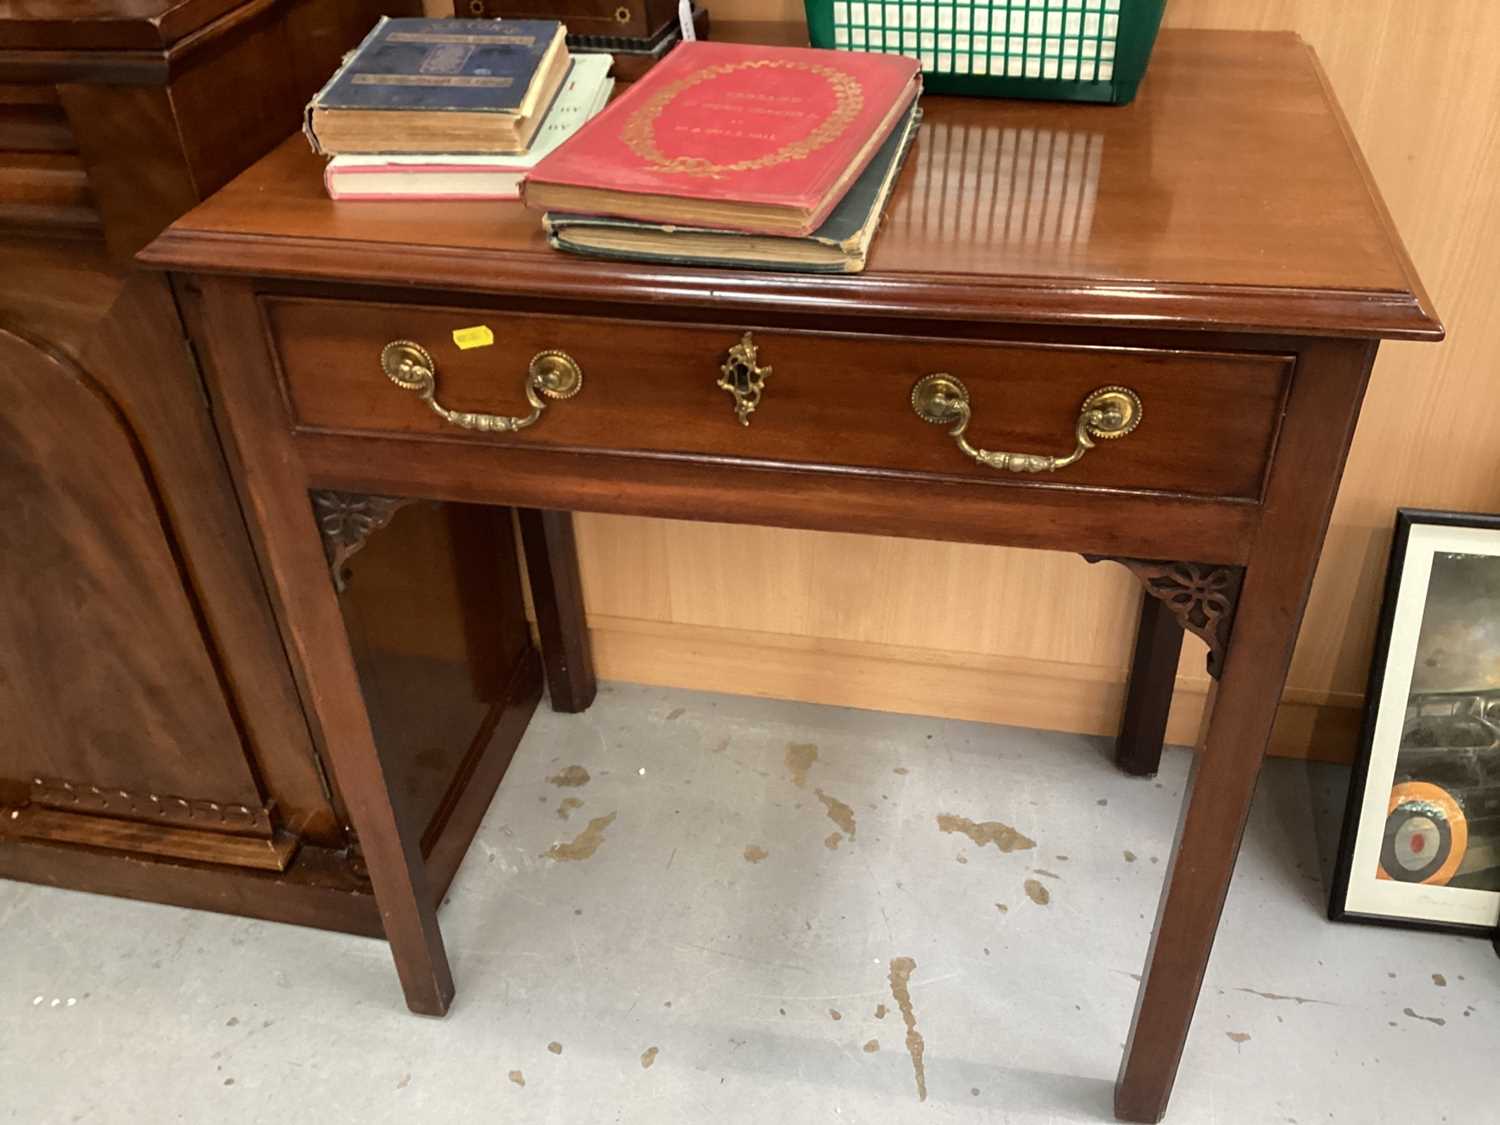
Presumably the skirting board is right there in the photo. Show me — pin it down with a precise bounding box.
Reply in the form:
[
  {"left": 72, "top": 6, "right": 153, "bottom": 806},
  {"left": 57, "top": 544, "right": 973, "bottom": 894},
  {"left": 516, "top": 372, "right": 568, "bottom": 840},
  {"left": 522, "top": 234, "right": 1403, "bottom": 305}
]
[{"left": 586, "top": 614, "right": 1364, "bottom": 764}]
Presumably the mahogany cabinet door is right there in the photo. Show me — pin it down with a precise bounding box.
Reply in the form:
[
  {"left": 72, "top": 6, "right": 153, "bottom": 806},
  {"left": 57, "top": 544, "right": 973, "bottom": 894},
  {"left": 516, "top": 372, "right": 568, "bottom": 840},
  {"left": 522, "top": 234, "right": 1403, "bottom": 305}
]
[{"left": 0, "top": 324, "right": 269, "bottom": 842}]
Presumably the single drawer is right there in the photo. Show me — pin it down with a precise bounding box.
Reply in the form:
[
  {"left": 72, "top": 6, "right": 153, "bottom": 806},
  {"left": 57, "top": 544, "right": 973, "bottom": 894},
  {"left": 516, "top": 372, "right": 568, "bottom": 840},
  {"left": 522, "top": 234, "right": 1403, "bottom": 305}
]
[{"left": 263, "top": 296, "right": 1292, "bottom": 502}]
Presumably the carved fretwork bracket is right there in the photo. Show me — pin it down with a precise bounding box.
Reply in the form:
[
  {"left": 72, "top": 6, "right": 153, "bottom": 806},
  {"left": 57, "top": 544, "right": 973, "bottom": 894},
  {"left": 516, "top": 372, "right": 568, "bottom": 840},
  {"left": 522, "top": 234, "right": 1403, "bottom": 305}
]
[
  {"left": 311, "top": 490, "right": 417, "bottom": 592},
  {"left": 1086, "top": 557, "right": 1245, "bottom": 679}
]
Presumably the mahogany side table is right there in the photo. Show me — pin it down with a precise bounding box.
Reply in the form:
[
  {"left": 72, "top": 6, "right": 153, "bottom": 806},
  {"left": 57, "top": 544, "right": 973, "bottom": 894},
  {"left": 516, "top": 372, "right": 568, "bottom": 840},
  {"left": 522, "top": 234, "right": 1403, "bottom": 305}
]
[{"left": 142, "top": 29, "right": 1441, "bottom": 1122}]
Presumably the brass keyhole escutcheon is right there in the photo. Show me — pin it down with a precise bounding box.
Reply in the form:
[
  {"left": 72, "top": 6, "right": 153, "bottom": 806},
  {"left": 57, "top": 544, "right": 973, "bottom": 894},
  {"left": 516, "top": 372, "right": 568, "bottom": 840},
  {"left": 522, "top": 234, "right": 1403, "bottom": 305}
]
[{"left": 717, "top": 332, "right": 772, "bottom": 426}]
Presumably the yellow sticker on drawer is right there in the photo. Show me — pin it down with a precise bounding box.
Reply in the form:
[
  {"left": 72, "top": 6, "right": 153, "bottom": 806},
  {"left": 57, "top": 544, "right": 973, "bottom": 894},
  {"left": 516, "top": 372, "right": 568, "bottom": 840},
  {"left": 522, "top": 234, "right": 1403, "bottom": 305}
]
[{"left": 452, "top": 325, "right": 494, "bottom": 350}]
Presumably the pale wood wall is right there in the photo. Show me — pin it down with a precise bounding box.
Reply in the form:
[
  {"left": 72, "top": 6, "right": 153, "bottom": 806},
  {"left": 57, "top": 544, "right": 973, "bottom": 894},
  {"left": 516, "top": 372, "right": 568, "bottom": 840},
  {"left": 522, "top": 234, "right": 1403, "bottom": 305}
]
[{"left": 561, "top": 1, "right": 1500, "bottom": 760}]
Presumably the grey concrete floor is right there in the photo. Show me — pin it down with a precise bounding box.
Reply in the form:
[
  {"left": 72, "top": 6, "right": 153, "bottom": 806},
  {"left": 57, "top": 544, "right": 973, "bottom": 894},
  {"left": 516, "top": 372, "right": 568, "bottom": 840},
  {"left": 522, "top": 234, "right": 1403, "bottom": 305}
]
[{"left": 3, "top": 682, "right": 1497, "bottom": 1124}]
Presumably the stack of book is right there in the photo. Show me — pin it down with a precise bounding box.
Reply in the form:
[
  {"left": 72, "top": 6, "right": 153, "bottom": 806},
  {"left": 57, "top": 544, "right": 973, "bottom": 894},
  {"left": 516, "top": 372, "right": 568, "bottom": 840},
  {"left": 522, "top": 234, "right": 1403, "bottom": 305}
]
[
  {"left": 305, "top": 17, "right": 614, "bottom": 202},
  {"left": 520, "top": 40, "right": 922, "bottom": 273}
]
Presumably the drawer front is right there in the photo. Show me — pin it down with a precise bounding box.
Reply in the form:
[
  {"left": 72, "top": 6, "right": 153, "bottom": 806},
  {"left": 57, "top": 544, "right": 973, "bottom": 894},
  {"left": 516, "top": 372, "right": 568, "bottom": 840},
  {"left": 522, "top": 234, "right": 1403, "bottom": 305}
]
[{"left": 264, "top": 296, "right": 1292, "bottom": 502}]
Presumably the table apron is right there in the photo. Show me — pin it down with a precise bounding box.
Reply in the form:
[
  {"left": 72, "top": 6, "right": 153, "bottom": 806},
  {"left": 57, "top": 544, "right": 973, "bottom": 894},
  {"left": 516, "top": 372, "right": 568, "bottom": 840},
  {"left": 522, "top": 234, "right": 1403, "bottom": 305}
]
[{"left": 292, "top": 431, "right": 1259, "bottom": 565}]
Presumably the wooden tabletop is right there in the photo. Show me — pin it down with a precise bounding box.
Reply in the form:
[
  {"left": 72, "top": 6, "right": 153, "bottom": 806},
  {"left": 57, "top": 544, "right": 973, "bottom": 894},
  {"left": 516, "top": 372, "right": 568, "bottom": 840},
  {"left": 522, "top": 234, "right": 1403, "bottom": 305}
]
[
  {"left": 0, "top": 0, "right": 245, "bottom": 48},
  {"left": 142, "top": 28, "right": 1440, "bottom": 340}
]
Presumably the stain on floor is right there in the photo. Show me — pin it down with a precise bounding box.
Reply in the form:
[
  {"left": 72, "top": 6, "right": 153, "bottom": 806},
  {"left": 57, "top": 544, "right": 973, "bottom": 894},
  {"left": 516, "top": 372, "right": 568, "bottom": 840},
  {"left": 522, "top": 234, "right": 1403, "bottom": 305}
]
[
  {"left": 556, "top": 797, "right": 583, "bottom": 820},
  {"left": 1432, "top": 973, "right": 1447, "bottom": 987},
  {"left": 863, "top": 1039, "right": 879, "bottom": 1053},
  {"left": 1123, "top": 850, "right": 1137, "bottom": 863},
  {"left": 743, "top": 845, "right": 769, "bottom": 864},
  {"left": 508, "top": 1070, "right": 525, "bottom": 1088},
  {"left": 545, "top": 812, "right": 617, "bottom": 861},
  {"left": 546, "top": 766, "right": 591, "bottom": 788},
  {"left": 889, "top": 956, "right": 927, "bottom": 1103},
  {"left": 786, "top": 743, "right": 818, "bottom": 788},
  {"left": 936, "top": 814, "right": 1035, "bottom": 854},
  {"left": 1403, "top": 1007, "right": 1446, "bottom": 1027},
  {"left": 824, "top": 832, "right": 843, "bottom": 850},
  {"left": 1234, "top": 988, "right": 1332, "bottom": 1007},
  {"left": 1023, "top": 878, "right": 1051, "bottom": 906},
  {"left": 1227, "top": 1032, "right": 1251, "bottom": 1044},
  {"left": 547, "top": 1042, "right": 562, "bottom": 1055},
  {"left": 640, "top": 1046, "right": 659, "bottom": 1069},
  {"left": 816, "top": 790, "right": 856, "bottom": 838},
  {"left": 874, "top": 1003, "right": 887, "bottom": 1019}
]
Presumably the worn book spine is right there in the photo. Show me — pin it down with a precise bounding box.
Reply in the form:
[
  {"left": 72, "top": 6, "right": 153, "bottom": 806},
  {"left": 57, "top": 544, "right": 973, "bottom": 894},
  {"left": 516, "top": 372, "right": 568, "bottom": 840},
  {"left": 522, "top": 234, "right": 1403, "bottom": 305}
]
[{"left": 304, "top": 17, "right": 564, "bottom": 154}]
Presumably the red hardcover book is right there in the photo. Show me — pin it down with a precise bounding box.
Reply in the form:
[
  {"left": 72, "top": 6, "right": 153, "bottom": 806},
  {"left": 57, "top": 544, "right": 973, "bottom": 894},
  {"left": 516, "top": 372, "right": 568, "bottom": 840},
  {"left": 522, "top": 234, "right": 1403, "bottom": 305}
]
[{"left": 521, "top": 40, "right": 921, "bottom": 237}]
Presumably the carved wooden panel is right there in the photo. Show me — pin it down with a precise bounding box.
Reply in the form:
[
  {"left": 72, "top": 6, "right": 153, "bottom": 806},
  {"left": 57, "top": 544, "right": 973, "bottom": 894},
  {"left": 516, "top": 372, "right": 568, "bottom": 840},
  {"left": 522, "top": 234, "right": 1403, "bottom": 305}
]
[{"left": 0, "top": 325, "right": 263, "bottom": 810}]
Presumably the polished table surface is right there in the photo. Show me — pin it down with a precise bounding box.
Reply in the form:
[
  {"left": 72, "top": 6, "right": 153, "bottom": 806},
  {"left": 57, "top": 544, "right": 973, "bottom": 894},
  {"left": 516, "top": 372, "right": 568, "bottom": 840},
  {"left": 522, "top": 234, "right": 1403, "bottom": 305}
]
[
  {"left": 145, "top": 29, "right": 1437, "bottom": 340},
  {"left": 144, "top": 28, "right": 1440, "bottom": 1123}
]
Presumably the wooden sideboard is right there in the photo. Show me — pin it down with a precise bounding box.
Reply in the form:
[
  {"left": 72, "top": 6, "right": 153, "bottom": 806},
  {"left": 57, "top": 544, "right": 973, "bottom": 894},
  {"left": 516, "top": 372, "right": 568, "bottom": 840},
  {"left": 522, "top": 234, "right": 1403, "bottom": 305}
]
[
  {"left": 143, "top": 28, "right": 1440, "bottom": 1122},
  {"left": 0, "top": 0, "right": 546, "bottom": 935}
]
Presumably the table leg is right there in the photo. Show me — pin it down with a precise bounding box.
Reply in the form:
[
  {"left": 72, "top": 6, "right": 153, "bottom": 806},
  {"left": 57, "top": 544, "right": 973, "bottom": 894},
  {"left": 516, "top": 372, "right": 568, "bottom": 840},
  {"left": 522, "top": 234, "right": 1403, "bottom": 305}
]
[
  {"left": 193, "top": 278, "right": 454, "bottom": 1016},
  {"left": 1113, "top": 339, "right": 1378, "bottom": 1121},
  {"left": 1115, "top": 593, "right": 1183, "bottom": 777},
  {"left": 518, "top": 508, "right": 597, "bottom": 713}
]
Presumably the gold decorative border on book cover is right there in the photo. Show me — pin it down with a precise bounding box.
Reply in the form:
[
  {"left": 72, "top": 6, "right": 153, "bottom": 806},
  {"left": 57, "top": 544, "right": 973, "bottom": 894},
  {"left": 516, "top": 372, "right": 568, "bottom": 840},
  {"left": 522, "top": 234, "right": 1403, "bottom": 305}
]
[{"left": 621, "top": 59, "right": 866, "bottom": 178}]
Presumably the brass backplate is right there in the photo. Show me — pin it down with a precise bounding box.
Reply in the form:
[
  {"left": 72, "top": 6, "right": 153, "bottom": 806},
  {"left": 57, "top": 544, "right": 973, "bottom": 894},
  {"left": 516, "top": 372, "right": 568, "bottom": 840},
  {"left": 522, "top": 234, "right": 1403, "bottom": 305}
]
[
  {"left": 530, "top": 350, "right": 584, "bottom": 399},
  {"left": 380, "top": 340, "right": 435, "bottom": 390},
  {"left": 1081, "top": 386, "right": 1143, "bottom": 439},
  {"left": 911, "top": 373, "right": 970, "bottom": 425}
]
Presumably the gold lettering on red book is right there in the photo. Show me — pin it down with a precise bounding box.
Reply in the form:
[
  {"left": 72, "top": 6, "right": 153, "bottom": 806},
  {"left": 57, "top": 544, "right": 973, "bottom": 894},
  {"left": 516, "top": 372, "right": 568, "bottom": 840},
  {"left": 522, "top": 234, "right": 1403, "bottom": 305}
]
[{"left": 620, "top": 59, "right": 865, "bottom": 179}]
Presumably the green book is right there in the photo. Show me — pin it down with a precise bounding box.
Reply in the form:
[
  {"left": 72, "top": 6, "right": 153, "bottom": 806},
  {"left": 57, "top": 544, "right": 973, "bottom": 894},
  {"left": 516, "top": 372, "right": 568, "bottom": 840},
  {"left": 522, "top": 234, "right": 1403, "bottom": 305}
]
[{"left": 541, "top": 104, "right": 921, "bottom": 275}]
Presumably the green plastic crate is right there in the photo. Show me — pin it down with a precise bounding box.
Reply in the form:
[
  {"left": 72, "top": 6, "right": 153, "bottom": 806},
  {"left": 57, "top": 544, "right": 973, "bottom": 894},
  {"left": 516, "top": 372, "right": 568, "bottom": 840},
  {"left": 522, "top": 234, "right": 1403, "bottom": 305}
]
[{"left": 804, "top": 0, "right": 1166, "bottom": 104}]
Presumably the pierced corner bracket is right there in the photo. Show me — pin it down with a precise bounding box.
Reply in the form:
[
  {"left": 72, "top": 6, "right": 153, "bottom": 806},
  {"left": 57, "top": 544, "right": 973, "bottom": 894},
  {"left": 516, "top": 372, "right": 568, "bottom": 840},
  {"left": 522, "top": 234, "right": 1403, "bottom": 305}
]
[
  {"left": 310, "top": 490, "right": 417, "bottom": 593},
  {"left": 1085, "top": 556, "right": 1245, "bottom": 679}
]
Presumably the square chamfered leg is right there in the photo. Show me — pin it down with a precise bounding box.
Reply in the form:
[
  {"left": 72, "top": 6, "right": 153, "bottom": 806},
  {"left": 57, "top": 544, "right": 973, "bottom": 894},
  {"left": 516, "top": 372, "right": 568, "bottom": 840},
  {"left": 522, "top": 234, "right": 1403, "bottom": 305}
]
[
  {"left": 192, "top": 277, "right": 453, "bottom": 1016},
  {"left": 1116, "top": 593, "right": 1185, "bottom": 777},
  {"left": 1114, "top": 339, "right": 1378, "bottom": 1122},
  {"left": 518, "top": 507, "right": 598, "bottom": 713}
]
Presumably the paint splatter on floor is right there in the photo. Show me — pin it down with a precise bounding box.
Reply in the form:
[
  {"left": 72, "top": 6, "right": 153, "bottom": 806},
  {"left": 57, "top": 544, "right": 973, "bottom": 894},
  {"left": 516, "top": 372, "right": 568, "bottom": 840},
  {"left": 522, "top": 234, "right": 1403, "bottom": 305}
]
[
  {"left": 825, "top": 832, "right": 843, "bottom": 850},
  {"left": 1123, "top": 850, "right": 1137, "bottom": 862},
  {"left": 1227, "top": 1032, "right": 1251, "bottom": 1044},
  {"left": 508, "top": 1070, "right": 525, "bottom": 1087},
  {"left": 936, "top": 814, "right": 1035, "bottom": 853},
  {"left": 816, "top": 790, "right": 855, "bottom": 838},
  {"left": 995, "top": 903, "right": 1009, "bottom": 913},
  {"left": 1432, "top": 973, "right": 1447, "bottom": 987},
  {"left": 547, "top": 1042, "right": 562, "bottom": 1055},
  {"left": 640, "top": 1046, "right": 659, "bottom": 1069},
  {"left": 1403, "top": 1007, "right": 1446, "bottom": 1027},
  {"left": 547, "top": 766, "right": 590, "bottom": 788},
  {"left": 786, "top": 743, "right": 818, "bottom": 787},
  {"left": 556, "top": 797, "right": 583, "bottom": 820},
  {"left": 743, "top": 845, "right": 768, "bottom": 864},
  {"left": 874, "top": 1003, "right": 887, "bottom": 1019},
  {"left": 889, "top": 957, "right": 927, "bottom": 1103},
  {"left": 863, "top": 1039, "right": 879, "bottom": 1053},
  {"left": 893, "top": 767, "right": 909, "bottom": 775},
  {"left": 1023, "top": 878, "right": 1051, "bottom": 906},
  {"left": 545, "top": 812, "right": 616, "bottom": 861}
]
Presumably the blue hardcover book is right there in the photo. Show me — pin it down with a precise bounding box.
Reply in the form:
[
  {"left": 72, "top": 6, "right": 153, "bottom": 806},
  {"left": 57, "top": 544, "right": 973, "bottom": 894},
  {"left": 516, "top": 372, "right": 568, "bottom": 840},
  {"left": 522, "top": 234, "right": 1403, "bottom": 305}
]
[{"left": 305, "top": 17, "right": 570, "bottom": 156}]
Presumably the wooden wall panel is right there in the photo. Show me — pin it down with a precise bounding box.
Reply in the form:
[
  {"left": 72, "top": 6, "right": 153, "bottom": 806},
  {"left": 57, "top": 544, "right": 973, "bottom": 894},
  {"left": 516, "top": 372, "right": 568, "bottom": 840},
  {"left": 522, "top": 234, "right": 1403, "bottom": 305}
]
[{"left": 559, "top": 1, "right": 1497, "bottom": 761}]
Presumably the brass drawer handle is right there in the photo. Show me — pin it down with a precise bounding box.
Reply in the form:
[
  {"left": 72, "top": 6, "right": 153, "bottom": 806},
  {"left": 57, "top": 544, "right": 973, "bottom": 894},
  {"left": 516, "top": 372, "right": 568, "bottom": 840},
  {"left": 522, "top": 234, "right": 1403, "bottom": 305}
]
[
  {"left": 380, "top": 340, "right": 583, "bottom": 433},
  {"left": 911, "top": 375, "right": 1141, "bottom": 473}
]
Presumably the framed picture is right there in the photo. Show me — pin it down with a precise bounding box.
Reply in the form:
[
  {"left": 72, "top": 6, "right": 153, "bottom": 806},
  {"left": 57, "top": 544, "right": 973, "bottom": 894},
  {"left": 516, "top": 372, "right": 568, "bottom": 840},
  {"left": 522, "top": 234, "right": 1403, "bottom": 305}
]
[{"left": 1331, "top": 509, "right": 1500, "bottom": 934}]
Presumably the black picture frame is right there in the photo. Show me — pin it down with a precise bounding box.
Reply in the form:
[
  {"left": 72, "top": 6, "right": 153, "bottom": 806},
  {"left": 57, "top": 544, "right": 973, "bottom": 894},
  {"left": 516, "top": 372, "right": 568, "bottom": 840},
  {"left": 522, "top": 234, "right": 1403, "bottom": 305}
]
[{"left": 1329, "top": 508, "right": 1500, "bottom": 935}]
